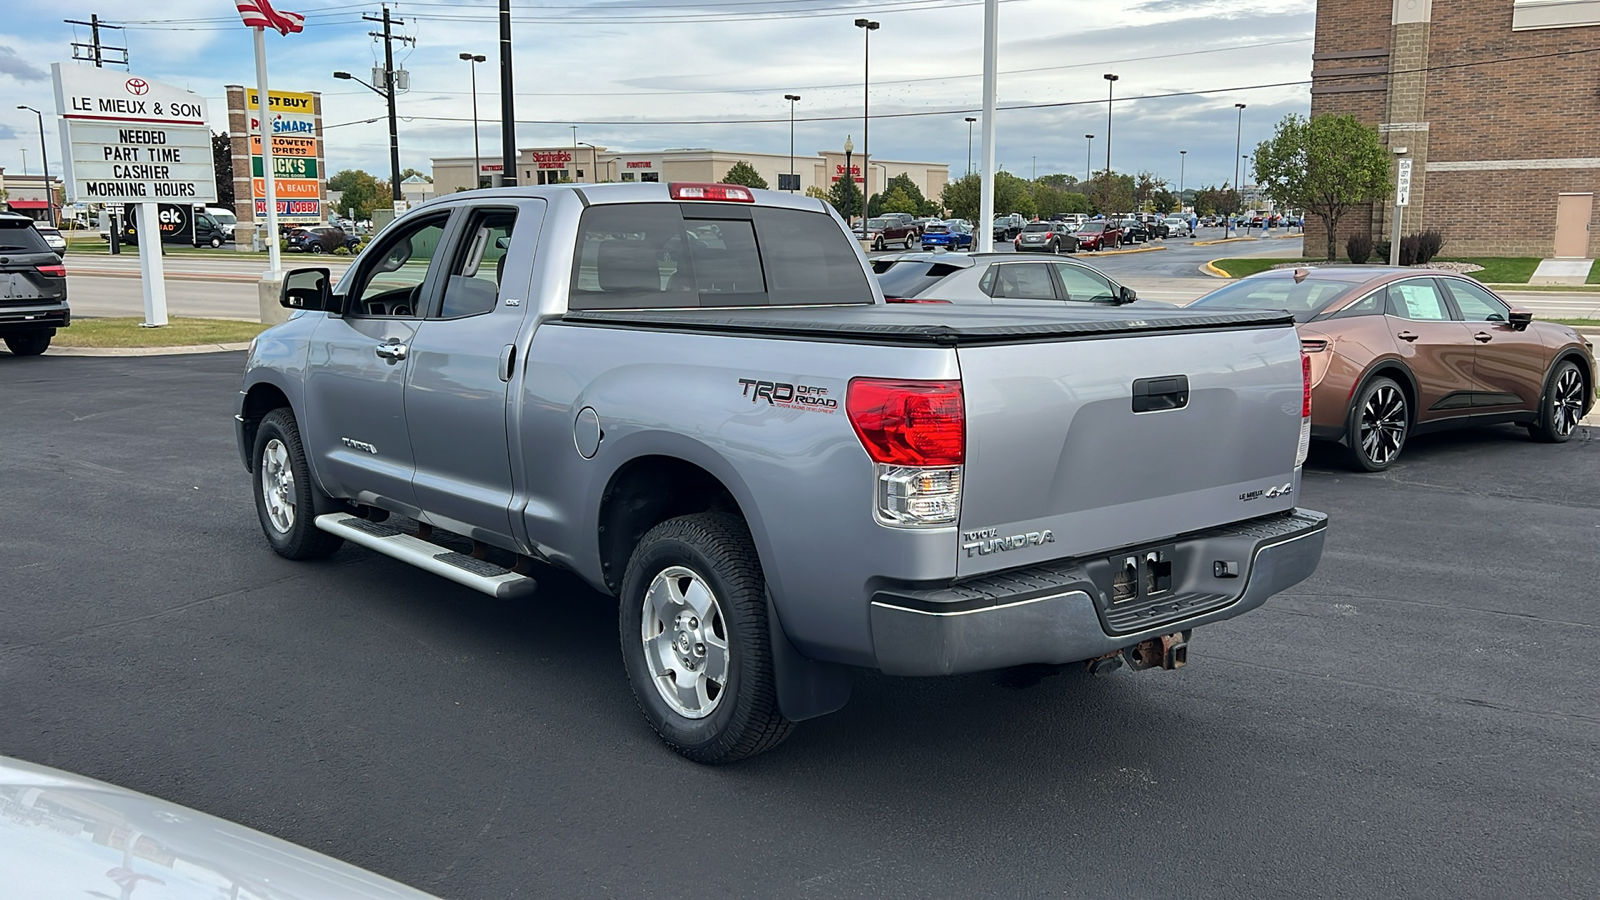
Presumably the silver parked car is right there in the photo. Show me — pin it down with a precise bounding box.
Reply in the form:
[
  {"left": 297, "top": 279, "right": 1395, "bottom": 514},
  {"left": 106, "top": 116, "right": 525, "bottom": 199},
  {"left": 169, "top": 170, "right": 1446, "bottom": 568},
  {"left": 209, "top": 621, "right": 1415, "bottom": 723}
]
[{"left": 871, "top": 252, "right": 1170, "bottom": 307}]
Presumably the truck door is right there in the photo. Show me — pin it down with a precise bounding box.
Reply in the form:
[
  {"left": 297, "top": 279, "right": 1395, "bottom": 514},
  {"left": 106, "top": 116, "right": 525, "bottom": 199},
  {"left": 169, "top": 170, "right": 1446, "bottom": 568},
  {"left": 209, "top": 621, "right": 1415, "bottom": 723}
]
[
  {"left": 303, "top": 209, "right": 453, "bottom": 514},
  {"left": 402, "top": 200, "right": 545, "bottom": 545}
]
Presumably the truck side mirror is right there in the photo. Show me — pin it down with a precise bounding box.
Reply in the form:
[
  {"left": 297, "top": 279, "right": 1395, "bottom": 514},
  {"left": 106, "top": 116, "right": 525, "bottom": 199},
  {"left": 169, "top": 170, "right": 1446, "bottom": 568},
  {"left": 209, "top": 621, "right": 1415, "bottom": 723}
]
[
  {"left": 1119, "top": 285, "right": 1138, "bottom": 304},
  {"left": 281, "top": 267, "right": 333, "bottom": 312}
]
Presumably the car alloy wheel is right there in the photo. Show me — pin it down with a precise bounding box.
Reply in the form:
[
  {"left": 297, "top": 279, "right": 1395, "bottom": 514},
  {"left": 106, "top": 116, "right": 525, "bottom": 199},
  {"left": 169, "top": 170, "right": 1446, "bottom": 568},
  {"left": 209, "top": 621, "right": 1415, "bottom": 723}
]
[
  {"left": 1550, "top": 365, "right": 1585, "bottom": 437},
  {"left": 1356, "top": 380, "right": 1407, "bottom": 469},
  {"left": 259, "top": 438, "right": 296, "bottom": 534},
  {"left": 640, "top": 565, "right": 730, "bottom": 719}
]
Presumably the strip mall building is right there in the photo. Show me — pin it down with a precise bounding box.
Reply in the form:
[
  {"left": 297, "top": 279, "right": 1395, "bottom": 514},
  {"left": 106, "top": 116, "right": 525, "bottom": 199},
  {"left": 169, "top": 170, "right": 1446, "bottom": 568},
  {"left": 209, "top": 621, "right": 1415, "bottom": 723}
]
[
  {"left": 1309, "top": 0, "right": 1599, "bottom": 258},
  {"left": 433, "top": 146, "right": 948, "bottom": 204}
]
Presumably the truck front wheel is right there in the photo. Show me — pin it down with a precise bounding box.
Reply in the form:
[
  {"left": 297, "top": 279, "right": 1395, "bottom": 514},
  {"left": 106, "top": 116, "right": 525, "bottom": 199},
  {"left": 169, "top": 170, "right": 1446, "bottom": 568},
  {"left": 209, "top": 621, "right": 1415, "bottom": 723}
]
[
  {"left": 252, "top": 408, "right": 345, "bottom": 560},
  {"left": 619, "top": 512, "right": 793, "bottom": 763}
]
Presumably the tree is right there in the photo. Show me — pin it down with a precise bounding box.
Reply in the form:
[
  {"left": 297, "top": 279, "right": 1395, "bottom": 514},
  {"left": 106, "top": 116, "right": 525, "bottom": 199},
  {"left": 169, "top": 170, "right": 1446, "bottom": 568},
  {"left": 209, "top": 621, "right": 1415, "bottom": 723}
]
[
  {"left": 1151, "top": 188, "right": 1177, "bottom": 214},
  {"left": 328, "top": 169, "right": 386, "bottom": 220},
  {"left": 804, "top": 185, "right": 830, "bottom": 202},
  {"left": 1087, "top": 171, "right": 1134, "bottom": 216},
  {"left": 826, "top": 176, "right": 864, "bottom": 221},
  {"left": 1252, "top": 113, "right": 1391, "bottom": 260},
  {"left": 400, "top": 167, "right": 432, "bottom": 183},
  {"left": 720, "top": 160, "right": 769, "bottom": 190},
  {"left": 211, "top": 132, "right": 234, "bottom": 208},
  {"left": 1133, "top": 171, "right": 1163, "bottom": 209},
  {"left": 939, "top": 172, "right": 1037, "bottom": 222}
]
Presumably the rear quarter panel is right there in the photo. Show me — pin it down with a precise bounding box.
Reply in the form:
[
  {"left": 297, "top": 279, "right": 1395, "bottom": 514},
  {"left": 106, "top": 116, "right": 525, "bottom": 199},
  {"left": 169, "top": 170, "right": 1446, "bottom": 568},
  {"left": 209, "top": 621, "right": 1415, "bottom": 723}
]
[{"left": 515, "top": 323, "right": 959, "bottom": 666}]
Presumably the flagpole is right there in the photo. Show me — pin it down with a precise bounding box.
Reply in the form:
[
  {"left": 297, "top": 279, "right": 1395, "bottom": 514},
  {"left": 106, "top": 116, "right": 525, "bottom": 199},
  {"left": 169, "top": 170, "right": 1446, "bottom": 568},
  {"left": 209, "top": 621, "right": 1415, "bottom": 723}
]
[{"left": 253, "top": 25, "right": 282, "bottom": 276}]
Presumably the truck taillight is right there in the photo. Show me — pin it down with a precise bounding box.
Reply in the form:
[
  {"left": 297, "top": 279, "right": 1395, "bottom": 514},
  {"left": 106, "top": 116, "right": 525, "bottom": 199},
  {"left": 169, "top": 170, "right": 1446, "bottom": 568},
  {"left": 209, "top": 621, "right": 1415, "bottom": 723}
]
[
  {"left": 669, "top": 182, "right": 755, "bottom": 202},
  {"left": 1297, "top": 351, "right": 1312, "bottom": 467},
  {"left": 847, "top": 379, "right": 964, "bottom": 527}
]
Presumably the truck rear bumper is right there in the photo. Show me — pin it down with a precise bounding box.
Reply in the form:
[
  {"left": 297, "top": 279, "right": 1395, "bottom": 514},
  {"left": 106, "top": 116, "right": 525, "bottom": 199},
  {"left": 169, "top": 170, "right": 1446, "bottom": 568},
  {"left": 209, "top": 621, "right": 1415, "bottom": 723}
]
[{"left": 868, "top": 509, "right": 1327, "bottom": 676}]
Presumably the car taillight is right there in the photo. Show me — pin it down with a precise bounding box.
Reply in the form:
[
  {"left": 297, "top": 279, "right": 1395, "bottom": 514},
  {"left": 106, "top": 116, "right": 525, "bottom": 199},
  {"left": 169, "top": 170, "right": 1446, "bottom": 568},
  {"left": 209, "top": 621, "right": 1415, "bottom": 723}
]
[
  {"left": 1297, "top": 351, "right": 1312, "bottom": 467},
  {"left": 669, "top": 182, "right": 755, "bottom": 202},
  {"left": 847, "top": 378, "right": 964, "bottom": 527},
  {"left": 36, "top": 263, "right": 66, "bottom": 278}
]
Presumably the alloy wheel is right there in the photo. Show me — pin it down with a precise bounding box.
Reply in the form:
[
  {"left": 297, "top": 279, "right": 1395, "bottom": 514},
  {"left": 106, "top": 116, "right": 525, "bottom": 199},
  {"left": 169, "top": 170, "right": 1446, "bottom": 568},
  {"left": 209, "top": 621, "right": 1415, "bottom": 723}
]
[
  {"left": 1551, "top": 366, "right": 1585, "bottom": 438},
  {"left": 640, "top": 566, "right": 729, "bottom": 719},
  {"left": 260, "top": 438, "right": 296, "bottom": 533},
  {"left": 1359, "top": 384, "right": 1407, "bottom": 466}
]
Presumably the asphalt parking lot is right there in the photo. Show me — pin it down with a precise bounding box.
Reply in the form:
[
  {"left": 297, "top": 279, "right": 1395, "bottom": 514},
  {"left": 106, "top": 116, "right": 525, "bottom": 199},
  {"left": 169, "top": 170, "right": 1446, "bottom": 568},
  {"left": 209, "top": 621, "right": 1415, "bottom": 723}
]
[{"left": 3, "top": 351, "right": 1597, "bottom": 899}]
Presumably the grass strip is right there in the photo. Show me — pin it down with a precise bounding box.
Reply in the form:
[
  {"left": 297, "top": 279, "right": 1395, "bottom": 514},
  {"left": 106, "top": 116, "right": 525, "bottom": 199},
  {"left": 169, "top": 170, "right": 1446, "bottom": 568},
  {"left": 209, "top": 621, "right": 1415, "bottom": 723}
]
[
  {"left": 1208, "top": 257, "right": 1319, "bottom": 278},
  {"left": 54, "top": 317, "right": 268, "bottom": 348}
]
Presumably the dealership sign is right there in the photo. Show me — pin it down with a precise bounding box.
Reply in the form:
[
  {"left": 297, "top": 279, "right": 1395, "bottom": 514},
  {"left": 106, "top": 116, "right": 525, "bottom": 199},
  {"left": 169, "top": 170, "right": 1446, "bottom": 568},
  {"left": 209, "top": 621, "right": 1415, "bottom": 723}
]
[{"left": 51, "top": 63, "right": 218, "bottom": 203}]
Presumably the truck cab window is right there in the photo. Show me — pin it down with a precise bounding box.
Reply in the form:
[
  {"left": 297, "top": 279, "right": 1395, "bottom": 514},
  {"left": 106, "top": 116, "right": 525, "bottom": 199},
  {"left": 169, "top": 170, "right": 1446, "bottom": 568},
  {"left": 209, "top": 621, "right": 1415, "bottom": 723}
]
[
  {"left": 438, "top": 209, "right": 517, "bottom": 319},
  {"left": 348, "top": 215, "right": 448, "bottom": 317}
]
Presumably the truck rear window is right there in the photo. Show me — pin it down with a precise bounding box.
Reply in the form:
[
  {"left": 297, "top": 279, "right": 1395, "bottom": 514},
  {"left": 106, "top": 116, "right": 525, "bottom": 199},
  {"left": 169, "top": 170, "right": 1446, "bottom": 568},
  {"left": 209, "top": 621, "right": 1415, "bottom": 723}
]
[
  {"left": 569, "top": 203, "right": 872, "bottom": 310},
  {"left": 0, "top": 220, "right": 51, "bottom": 253}
]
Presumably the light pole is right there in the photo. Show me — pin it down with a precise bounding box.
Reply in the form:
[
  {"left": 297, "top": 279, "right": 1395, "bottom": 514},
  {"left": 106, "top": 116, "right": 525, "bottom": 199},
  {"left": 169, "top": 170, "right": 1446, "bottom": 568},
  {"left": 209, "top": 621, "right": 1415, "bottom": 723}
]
[
  {"left": 17, "top": 106, "right": 52, "bottom": 226},
  {"left": 570, "top": 125, "right": 579, "bottom": 182},
  {"left": 333, "top": 70, "right": 402, "bottom": 202},
  {"left": 1228, "top": 102, "right": 1246, "bottom": 239},
  {"left": 1103, "top": 74, "right": 1118, "bottom": 178},
  {"left": 1179, "top": 149, "right": 1187, "bottom": 204},
  {"left": 854, "top": 18, "right": 879, "bottom": 201},
  {"left": 459, "top": 53, "right": 486, "bottom": 189},
  {"left": 843, "top": 135, "right": 855, "bottom": 227},
  {"left": 780, "top": 93, "right": 800, "bottom": 190},
  {"left": 1085, "top": 134, "right": 1093, "bottom": 185},
  {"left": 579, "top": 141, "right": 601, "bottom": 182},
  {"left": 965, "top": 116, "right": 976, "bottom": 176}
]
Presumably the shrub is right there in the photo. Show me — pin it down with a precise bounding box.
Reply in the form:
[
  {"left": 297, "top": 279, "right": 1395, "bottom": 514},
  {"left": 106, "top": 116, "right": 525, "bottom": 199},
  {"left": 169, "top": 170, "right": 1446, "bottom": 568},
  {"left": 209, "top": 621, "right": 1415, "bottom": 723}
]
[
  {"left": 1346, "top": 233, "right": 1373, "bottom": 264},
  {"left": 1416, "top": 229, "right": 1444, "bottom": 264},
  {"left": 1398, "top": 233, "right": 1421, "bottom": 266},
  {"left": 333, "top": 245, "right": 351, "bottom": 256},
  {"left": 1373, "top": 239, "right": 1390, "bottom": 263}
]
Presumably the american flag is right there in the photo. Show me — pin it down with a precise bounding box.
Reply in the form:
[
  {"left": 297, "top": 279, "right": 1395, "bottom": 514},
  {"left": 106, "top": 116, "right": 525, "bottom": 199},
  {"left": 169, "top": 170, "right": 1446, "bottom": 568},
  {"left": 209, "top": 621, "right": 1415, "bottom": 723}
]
[{"left": 236, "top": 0, "right": 305, "bottom": 35}]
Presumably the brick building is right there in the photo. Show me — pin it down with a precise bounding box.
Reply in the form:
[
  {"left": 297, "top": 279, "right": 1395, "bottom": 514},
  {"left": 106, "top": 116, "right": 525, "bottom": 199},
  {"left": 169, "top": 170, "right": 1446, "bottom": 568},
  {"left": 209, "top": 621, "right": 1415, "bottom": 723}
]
[{"left": 1309, "top": 0, "right": 1599, "bottom": 258}]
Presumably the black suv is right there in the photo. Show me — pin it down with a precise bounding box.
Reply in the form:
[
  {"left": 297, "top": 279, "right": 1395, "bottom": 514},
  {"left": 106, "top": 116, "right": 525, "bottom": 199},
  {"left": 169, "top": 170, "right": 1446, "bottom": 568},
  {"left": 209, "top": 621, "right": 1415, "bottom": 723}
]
[{"left": 0, "top": 212, "right": 70, "bottom": 356}]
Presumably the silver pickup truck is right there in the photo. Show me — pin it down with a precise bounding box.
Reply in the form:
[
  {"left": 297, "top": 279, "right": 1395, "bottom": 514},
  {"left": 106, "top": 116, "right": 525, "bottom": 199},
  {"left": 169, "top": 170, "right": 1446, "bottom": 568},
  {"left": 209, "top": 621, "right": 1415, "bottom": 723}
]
[{"left": 237, "top": 182, "right": 1326, "bottom": 763}]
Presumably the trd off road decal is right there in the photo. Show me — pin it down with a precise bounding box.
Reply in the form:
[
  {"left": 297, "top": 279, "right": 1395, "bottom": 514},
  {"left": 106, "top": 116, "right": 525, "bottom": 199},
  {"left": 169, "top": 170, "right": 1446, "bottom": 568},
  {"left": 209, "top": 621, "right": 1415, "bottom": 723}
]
[{"left": 737, "top": 378, "right": 838, "bottom": 413}]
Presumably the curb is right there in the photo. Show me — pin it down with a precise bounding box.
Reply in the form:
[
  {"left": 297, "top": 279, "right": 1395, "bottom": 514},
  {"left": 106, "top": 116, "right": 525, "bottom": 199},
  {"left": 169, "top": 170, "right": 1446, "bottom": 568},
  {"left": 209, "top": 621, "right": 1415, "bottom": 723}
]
[
  {"left": 1194, "top": 236, "right": 1260, "bottom": 247},
  {"left": 1085, "top": 244, "right": 1169, "bottom": 257},
  {"left": 1202, "top": 259, "right": 1234, "bottom": 278},
  {"left": 1273, "top": 233, "right": 1303, "bottom": 240},
  {"left": 47, "top": 342, "right": 252, "bottom": 358}
]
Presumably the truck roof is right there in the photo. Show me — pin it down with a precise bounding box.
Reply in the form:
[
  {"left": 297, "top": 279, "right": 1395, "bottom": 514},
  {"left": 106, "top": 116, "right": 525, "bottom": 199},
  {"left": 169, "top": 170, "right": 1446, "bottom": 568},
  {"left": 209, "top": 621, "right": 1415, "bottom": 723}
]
[{"left": 406, "top": 181, "right": 831, "bottom": 215}]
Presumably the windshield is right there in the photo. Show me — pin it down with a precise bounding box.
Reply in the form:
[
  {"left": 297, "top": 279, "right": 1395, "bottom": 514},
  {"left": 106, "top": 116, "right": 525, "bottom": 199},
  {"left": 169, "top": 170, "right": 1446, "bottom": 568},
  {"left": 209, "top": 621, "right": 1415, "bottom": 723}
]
[
  {"left": 922, "top": 224, "right": 949, "bottom": 233},
  {"left": 1189, "top": 274, "right": 1363, "bottom": 322},
  {"left": 1022, "top": 223, "right": 1053, "bottom": 233},
  {"left": 211, "top": 211, "right": 237, "bottom": 225},
  {"left": 1077, "top": 223, "right": 1105, "bottom": 233},
  {"left": 866, "top": 218, "right": 888, "bottom": 229}
]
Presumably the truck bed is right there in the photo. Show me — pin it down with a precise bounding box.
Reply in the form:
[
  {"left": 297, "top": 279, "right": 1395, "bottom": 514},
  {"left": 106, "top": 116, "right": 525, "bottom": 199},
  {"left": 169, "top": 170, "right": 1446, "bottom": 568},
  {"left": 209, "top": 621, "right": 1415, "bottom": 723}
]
[{"left": 559, "top": 304, "right": 1293, "bottom": 345}]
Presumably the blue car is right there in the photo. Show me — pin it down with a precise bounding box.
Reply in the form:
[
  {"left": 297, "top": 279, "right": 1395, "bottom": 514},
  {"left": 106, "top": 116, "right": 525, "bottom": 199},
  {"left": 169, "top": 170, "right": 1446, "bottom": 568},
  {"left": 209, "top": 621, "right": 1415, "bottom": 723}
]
[{"left": 918, "top": 221, "right": 973, "bottom": 251}]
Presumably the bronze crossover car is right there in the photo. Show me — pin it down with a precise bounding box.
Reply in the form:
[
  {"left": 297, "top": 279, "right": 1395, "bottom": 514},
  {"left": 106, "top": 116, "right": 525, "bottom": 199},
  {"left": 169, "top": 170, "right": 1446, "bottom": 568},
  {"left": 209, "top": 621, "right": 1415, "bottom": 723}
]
[{"left": 1189, "top": 267, "right": 1594, "bottom": 470}]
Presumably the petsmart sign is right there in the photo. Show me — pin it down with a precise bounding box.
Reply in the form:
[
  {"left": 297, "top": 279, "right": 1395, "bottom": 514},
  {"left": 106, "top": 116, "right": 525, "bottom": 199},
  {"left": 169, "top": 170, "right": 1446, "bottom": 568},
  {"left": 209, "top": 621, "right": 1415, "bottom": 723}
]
[{"left": 51, "top": 63, "right": 218, "bottom": 203}]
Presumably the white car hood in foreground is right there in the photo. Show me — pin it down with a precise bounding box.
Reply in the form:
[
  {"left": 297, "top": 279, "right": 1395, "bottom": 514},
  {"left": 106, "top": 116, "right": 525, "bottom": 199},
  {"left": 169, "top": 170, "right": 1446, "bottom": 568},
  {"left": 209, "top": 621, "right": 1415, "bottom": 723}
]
[{"left": 0, "top": 755, "right": 438, "bottom": 899}]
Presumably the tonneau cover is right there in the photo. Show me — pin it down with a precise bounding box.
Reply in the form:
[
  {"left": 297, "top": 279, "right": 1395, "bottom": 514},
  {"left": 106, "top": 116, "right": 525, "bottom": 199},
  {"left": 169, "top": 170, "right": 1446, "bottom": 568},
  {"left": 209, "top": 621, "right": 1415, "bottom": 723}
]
[{"left": 559, "top": 305, "right": 1293, "bottom": 345}]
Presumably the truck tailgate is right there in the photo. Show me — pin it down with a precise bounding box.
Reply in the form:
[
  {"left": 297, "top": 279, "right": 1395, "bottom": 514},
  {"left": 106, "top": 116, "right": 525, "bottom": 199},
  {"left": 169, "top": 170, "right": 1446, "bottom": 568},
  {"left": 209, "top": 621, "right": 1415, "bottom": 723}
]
[{"left": 956, "top": 325, "right": 1304, "bottom": 577}]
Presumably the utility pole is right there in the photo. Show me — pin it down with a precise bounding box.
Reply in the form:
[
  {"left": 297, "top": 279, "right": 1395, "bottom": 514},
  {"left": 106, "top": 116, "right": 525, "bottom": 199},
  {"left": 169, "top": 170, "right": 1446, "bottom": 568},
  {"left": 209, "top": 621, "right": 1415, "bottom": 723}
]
[
  {"left": 65, "top": 14, "right": 128, "bottom": 68},
  {"left": 363, "top": 5, "right": 413, "bottom": 203},
  {"left": 66, "top": 14, "right": 128, "bottom": 252},
  {"left": 499, "top": 0, "right": 517, "bottom": 186}
]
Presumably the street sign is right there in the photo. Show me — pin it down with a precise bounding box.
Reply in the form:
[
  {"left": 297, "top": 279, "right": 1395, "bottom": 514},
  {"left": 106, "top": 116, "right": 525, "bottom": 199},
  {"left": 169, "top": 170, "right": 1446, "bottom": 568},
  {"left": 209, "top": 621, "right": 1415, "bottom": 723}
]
[
  {"left": 51, "top": 63, "right": 217, "bottom": 204},
  {"left": 1396, "top": 158, "right": 1413, "bottom": 207}
]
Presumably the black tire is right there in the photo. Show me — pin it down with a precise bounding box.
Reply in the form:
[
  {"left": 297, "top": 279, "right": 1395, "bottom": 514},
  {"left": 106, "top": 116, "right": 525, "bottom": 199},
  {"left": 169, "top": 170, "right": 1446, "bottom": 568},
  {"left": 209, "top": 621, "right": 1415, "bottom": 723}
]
[
  {"left": 619, "top": 512, "right": 793, "bottom": 764},
  {"left": 1528, "top": 358, "right": 1588, "bottom": 443},
  {"left": 1344, "top": 376, "right": 1409, "bottom": 472},
  {"left": 3, "top": 331, "right": 52, "bottom": 356},
  {"left": 310, "top": 243, "right": 325, "bottom": 254},
  {"left": 252, "top": 408, "right": 344, "bottom": 560},
  {"left": 209, "top": 236, "right": 222, "bottom": 248}
]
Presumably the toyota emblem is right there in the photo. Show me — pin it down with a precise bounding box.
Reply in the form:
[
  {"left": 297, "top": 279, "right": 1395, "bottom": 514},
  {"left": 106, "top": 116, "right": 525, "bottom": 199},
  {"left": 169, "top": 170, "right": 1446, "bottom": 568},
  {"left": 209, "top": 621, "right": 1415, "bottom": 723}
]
[{"left": 125, "top": 78, "right": 150, "bottom": 95}]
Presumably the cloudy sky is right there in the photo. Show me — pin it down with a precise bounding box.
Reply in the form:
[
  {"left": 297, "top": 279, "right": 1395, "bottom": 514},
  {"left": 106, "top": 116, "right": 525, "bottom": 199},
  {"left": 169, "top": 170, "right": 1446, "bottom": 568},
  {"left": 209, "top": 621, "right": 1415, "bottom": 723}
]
[{"left": 2, "top": 0, "right": 1313, "bottom": 191}]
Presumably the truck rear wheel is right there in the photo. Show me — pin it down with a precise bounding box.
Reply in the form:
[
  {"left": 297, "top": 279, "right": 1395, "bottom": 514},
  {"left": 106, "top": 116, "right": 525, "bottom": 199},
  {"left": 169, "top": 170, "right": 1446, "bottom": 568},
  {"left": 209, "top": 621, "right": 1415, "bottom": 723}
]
[
  {"left": 619, "top": 512, "right": 793, "bottom": 763},
  {"left": 252, "top": 408, "right": 344, "bottom": 560}
]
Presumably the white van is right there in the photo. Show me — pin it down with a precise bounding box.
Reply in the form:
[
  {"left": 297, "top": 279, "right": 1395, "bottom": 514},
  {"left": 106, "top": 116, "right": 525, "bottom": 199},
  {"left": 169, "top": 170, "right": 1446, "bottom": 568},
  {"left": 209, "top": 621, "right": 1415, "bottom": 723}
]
[{"left": 204, "top": 207, "right": 238, "bottom": 238}]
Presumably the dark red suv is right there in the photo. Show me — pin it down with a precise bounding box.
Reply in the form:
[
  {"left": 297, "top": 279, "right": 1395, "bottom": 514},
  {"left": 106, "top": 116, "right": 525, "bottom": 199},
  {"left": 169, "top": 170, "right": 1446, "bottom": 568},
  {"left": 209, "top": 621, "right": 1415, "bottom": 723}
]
[{"left": 1072, "top": 221, "right": 1121, "bottom": 252}]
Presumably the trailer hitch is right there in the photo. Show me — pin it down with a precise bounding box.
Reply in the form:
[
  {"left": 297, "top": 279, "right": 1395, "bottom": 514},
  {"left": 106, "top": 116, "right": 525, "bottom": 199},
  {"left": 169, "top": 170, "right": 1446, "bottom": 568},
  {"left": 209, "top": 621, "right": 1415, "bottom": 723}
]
[{"left": 1122, "top": 630, "right": 1191, "bottom": 671}]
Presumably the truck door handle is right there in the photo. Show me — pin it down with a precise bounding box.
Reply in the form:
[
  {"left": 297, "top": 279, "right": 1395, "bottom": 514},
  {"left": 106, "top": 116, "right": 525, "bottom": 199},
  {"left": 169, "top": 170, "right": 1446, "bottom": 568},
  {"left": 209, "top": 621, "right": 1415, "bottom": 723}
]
[
  {"left": 1132, "top": 374, "right": 1190, "bottom": 413},
  {"left": 498, "top": 344, "right": 516, "bottom": 382},
  {"left": 374, "top": 341, "right": 408, "bottom": 361},
  {"left": 1474, "top": 332, "right": 1493, "bottom": 343},
  {"left": 1396, "top": 331, "right": 1419, "bottom": 342}
]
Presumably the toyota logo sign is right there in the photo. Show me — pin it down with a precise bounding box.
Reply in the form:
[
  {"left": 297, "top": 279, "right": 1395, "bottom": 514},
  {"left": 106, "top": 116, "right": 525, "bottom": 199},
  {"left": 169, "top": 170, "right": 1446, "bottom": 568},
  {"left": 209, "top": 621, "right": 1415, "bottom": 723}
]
[{"left": 125, "top": 78, "right": 150, "bottom": 95}]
